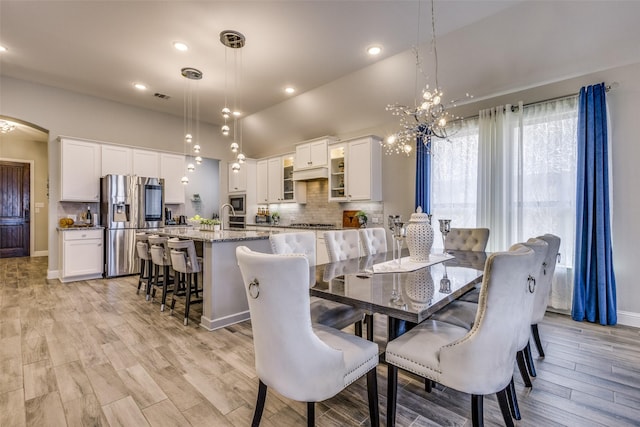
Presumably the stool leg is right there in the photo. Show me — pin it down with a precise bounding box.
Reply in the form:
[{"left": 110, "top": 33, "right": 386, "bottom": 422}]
[
  {"left": 148, "top": 264, "right": 159, "bottom": 301},
  {"left": 136, "top": 259, "right": 145, "bottom": 294},
  {"left": 160, "top": 265, "right": 171, "bottom": 312},
  {"left": 184, "top": 273, "right": 193, "bottom": 326},
  {"left": 170, "top": 272, "right": 181, "bottom": 315}
]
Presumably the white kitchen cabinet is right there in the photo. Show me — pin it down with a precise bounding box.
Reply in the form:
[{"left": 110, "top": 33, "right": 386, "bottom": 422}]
[
  {"left": 316, "top": 231, "right": 329, "bottom": 265},
  {"left": 132, "top": 149, "right": 160, "bottom": 177},
  {"left": 228, "top": 162, "right": 248, "bottom": 193},
  {"left": 58, "top": 229, "right": 104, "bottom": 283},
  {"left": 160, "top": 153, "right": 185, "bottom": 204},
  {"left": 328, "top": 135, "right": 382, "bottom": 202},
  {"left": 267, "top": 157, "right": 283, "bottom": 202},
  {"left": 256, "top": 160, "right": 269, "bottom": 204},
  {"left": 60, "top": 138, "right": 101, "bottom": 202},
  {"left": 294, "top": 137, "right": 335, "bottom": 171},
  {"left": 101, "top": 145, "right": 132, "bottom": 176},
  {"left": 257, "top": 155, "right": 306, "bottom": 204}
]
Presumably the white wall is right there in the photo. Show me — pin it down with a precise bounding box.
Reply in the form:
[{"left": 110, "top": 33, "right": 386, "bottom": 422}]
[{"left": 182, "top": 157, "right": 220, "bottom": 220}]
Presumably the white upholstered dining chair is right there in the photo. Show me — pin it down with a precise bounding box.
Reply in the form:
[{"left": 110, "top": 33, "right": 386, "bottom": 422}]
[
  {"left": 445, "top": 227, "right": 490, "bottom": 252},
  {"left": 269, "top": 232, "right": 365, "bottom": 336},
  {"left": 324, "top": 229, "right": 360, "bottom": 262},
  {"left": 385, "top": 244, "right": 537, "bottom": 427},
  {"left": 359, "top": 227, "right": 388, "bottom": 256},
  {"left": 236, "top": 246, "right": 379, "bottom": 427},
  {"left": 530, "top": 234, "right": 561, "bottom": 358}
]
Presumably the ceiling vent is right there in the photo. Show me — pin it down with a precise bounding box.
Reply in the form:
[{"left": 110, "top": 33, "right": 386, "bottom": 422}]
[{"left": 154, "top": 92, "right": 171, "bottom": 100}]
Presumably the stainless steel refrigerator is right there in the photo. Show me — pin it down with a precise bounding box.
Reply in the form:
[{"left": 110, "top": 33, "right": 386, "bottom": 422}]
[{"left": 101, "top": 175, "right": 164, "bottom": 278}]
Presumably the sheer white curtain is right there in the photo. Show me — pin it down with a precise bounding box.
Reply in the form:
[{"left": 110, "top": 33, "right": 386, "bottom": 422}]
[
  {"left": 476, "top": 98, "right": 577, "bottom": 310},
  {"left": 430, "top": 117, "right": 479, "bottom": 249},
  {"left": 520, "top": 97, "right": 578, "bottom": 311},
  {"left": 476, "top": 103, "right": 523, "bottom": 252},
  {"left": 431, "top": 98, "right": 577, "bottom": 310}
]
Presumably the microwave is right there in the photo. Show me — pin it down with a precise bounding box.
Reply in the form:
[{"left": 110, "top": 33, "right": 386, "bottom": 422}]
[{"left": 229, "top": 194, "right": 246, "bottom": 215}]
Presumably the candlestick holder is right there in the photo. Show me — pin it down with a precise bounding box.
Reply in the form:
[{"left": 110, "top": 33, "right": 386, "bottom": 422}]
[{"left": 438, "top": 219, "right": 451, "bottom": 253}]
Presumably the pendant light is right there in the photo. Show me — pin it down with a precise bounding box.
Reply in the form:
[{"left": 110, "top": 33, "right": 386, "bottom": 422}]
[
  {"left": 180, "top": 67, "right": 203, "bottom": 185},
  {"left": 220, "top": 30, "right": 246, "bottom": 172}
]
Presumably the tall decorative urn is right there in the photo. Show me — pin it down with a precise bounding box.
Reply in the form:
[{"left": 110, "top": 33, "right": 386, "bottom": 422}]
[{"left": 406, "top": 206, "right": 434, "bottom": 262}]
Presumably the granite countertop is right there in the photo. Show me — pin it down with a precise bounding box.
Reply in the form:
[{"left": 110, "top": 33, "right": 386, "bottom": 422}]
[
  {"left": 246, "top": 223, "right": 344, "bottom": 231},
  {"left": 57, "top": 226, "right": 105, "bottom": 231},
  {"left": 145, "top": 227, "right": 274, "bottom": 243}
]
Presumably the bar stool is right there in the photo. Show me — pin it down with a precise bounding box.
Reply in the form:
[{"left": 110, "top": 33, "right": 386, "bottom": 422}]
[
  {"left": 148, "top": 235, "right": 174, "bottom": 310},
  {"left": 135, "top": 233, "right": 152, "bottom": 295},
  {"left": 167, "top": 238, "right": 203, "bottom": 325}
]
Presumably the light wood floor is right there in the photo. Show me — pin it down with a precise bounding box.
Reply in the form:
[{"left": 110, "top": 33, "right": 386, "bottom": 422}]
[{"left": 1, "top": 256, "right": 639, "bottom": 426}]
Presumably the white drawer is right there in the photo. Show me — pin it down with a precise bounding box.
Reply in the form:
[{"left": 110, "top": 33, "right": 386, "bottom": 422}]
[{"left": 63, "top": 229, "right": 103, "bottom": 241}]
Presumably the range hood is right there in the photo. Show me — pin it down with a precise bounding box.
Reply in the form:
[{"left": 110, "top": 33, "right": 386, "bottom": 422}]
[{"left": 292, "top": 167, "right": 328, "bottom": 181}]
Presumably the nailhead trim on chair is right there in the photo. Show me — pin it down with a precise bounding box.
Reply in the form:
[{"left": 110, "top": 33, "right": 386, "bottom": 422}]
[{"left": 343, "top": 354, "right": 379, "bottom": 387}]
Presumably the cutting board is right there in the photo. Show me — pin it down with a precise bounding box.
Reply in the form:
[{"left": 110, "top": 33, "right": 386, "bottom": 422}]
[{"left": 342, "top": 210, "right": 360, "bottom": 228}]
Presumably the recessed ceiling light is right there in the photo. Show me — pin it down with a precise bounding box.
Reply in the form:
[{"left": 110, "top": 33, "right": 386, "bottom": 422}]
[
  {"left": 284, "top": 86, "right": 295, "bottom": 94},
  {"left": 367, "top": 45, "right": 382, "bottom": 56},
  {"left": 133, "top": 83, "right": 147, "bottom": 90},
  {"left": 0, "top": 45, "right": 7, "bottom": 52},
  {"left": 173, "top": 42, "right": 188, "bottom": 52},
  {"left": 233, "top": 111, "right": 242, "bottom": 117}
]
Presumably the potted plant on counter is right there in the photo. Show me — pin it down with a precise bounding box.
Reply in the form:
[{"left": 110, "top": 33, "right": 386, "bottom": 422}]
[
  {"left": 355, "top": 210, "right": 368, "bottom": 228},
  {"left": 199, "top": 218, "right": 221, "bottom": 232},
  {"left": 271, "top": 211, "right": 280, "bottom": 225}
]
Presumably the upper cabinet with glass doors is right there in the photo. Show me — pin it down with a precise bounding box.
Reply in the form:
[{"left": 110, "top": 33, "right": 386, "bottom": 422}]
[{"left": 328, "top": 135, "right": 382, "bottom": 202}]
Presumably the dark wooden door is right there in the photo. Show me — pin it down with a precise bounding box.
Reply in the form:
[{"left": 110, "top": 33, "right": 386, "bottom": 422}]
[{"left": 0, "top": 161, "right": 30, "bottom": 257}]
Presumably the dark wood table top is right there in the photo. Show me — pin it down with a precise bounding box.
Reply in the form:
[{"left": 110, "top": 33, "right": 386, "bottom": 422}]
[{"left": 310, "top": 249, "right": 487, "bottom": 324}]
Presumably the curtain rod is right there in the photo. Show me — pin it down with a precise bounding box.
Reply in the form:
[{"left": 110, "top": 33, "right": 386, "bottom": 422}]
[
  {"left": 458, "top": 82, "right": 618, "bottom": 118},
  {"left": 508, "top": 82, "right": 617, "bottom": 112}
]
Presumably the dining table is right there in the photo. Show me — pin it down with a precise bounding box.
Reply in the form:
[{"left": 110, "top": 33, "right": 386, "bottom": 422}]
[{"left": 310, "top": 249, "right": 488, "bottom": 340}]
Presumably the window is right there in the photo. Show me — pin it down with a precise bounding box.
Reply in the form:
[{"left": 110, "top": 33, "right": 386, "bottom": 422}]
[
  {"left": 430, "top": 118, "right": 479, "bottom": 248},
  {"left": 429, "top": 97, "right": 578, "bottom": 309}
]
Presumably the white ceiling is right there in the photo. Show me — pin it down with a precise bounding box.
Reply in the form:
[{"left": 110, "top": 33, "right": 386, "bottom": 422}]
[{"left": 2, "top": 1, "right": 640, "bottom": 157}]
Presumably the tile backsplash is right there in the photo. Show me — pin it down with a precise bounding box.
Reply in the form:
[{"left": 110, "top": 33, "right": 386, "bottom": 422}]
[{"left": 272, "top": 179, "right": 383, "bottom": 226}]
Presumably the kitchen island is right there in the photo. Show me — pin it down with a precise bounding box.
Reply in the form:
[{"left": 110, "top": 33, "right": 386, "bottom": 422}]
[{"left": 148, "top": 228, "right": 274, "bottom": 330}]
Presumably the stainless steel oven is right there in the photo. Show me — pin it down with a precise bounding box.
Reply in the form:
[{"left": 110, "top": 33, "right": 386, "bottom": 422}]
[
  {"left": 228, "top": 215, "right": 246, "bottom": 229},
  {"left": 228, "top": 194, "right": 246, "bottom": 215}
]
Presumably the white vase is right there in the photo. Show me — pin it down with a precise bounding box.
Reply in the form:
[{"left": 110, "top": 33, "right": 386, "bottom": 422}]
[{"left": 406, "top": 206, "right": 434, "bottom": 262}]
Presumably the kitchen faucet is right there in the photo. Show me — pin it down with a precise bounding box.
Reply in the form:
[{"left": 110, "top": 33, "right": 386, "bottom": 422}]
[{"left": 219, "top": 203, "right": 236, "bottom": 231}]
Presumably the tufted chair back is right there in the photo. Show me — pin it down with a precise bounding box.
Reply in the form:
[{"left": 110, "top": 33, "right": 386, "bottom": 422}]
[
  {"left": 531, "top": 234, "right": 561, "bottom": 324},
  {"left": 516, "top": 238, "right": 549, "bottom": 350},
  {"left": 148, "top": 235, "right": 172, "bottom": 266},
  {"left": 136, "top": 241, "right": 151, "bottom": 261},
  {"left": 439, "top": 244, "right": 537, "bottom": 394},
  {"left": 236, "top": 246, "right": 348, "bottom": 401},
  {"left": 444, "top": 228, "right": 490, "bottom": 251},
  {"left": 324, "top": 229, "right": 360, "bottom": 262},
  {"left": 269, "top": 231, "right": 316, "bottom": 266},
  {"left": 167, "top": 238, "right": 201, "bottom": 274},
  {"left": 359, "top": 228, "right": 388, "bottom": 256}
]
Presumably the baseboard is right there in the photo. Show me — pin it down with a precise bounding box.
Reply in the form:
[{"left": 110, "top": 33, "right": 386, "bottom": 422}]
[
  {"left": 199, "top": 310, "right": 250, "bottom": 331},
  {"left": 617, "top": 310, "right": 640, "bottom": 328},
  {"left": 32, "top": 250, "right": 48, "bottom": 257},
  {"left": 47, "top": 270, "right": 59, "bottom": 280}
]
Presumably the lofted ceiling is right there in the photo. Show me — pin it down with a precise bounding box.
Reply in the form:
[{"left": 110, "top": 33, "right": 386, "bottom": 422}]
[{"left": 1, "top": 1, "right": 640, "bottom": 157}]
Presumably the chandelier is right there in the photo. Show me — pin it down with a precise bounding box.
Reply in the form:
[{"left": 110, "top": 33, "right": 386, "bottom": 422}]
[
  {"left": 385, "top": 0, "right": 465, "bottom": 155},
  {"left": 180, "top": 67, "right": 203, "bottom": 185},
  {"left": 0, "top": 120, "right": 16, "bottom": 134},
  {"left": 220, "top": 30, "right": 246, "bottom": 173}
]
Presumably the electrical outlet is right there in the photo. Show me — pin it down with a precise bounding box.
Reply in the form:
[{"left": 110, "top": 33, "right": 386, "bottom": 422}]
[{"left": 372, "top": 217, "right": 380, "bottom": 224}]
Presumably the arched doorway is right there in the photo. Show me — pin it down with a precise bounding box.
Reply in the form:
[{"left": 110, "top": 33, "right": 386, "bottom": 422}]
[{"left": 0, "top": 116, "right": 49, "bottom": 258}]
